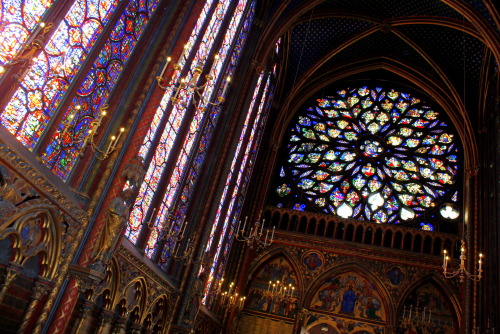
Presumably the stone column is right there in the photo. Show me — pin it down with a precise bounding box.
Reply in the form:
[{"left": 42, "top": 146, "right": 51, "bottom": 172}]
[
  {"left": 0, "top": 262, "right": 22, "bottom": 303},
  {"left": 17, "top": 277, "right": 53, "bottom": 334},
  {"left": 95, "top": 309, "right": 114, "bottom": 334}
]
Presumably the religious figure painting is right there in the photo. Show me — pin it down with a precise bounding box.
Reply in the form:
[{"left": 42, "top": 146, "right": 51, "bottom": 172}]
[
  {"left": 401, "top": 282, "right": 456, "bottom": 333},
  {"left": 302, "top": 251, "right": 324, "bottom": 271},
  {"left": 247, "top": 256, "right": 299, "bottom": 318},
  {"left": 310, "top": 271, "right": 386, "bottom": 322}
]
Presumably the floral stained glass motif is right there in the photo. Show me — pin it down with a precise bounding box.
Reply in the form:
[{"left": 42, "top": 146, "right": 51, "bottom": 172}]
[
  {"left": 283, "top": 87, "right": 459, "bottom": 224},
  {"left": 41, "top": 0, "right": 160, "bottom": 180},
  {"left": 140, "top": 0, "right": 238, "bottom": 257},
  {"left": 155, "top": 1, "right": 255, "bottom": 267},
  {"left": 148, "top": 0, "right": 249, "bottom": 259},
  {"left": 0, "top": 0, "right": 55, "bottom": 76},
  {"left": 1, "top": 0, "right": 121, "bottom": 149},
  {"left": 203, "top": 73, "right": 271, "bottom": 303},
  {"left": 125, "top": 0, "right": 217, "bottom": 243}
]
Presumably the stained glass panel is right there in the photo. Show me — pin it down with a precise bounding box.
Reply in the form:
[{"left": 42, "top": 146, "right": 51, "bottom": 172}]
[
  {"left": 280, "top": 87, "right": 459, "bottom": 224},
  {"left": 1, "top": 0, "right": 121, "bottom": 149},
  {"left": 0, "top": 0, "right": 55, "bottom": 76},
  {"left": 41, "top": 0, "right": 160, "bottom": 180}
]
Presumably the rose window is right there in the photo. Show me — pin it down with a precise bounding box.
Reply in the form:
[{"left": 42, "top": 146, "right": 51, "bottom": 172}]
[{"left": 277, "top": 86, "right": 459, "bottom": 225}]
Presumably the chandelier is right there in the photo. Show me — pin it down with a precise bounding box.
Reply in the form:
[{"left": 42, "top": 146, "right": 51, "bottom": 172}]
[
  {"left": 235, "top": 216, "right": 275, "bottom": 249},
  {"left": 155, "top": 47, "right": 230, "bottom": 108},
  {"left": 216, "top": 279, "right": 246, "bottom": 311},
  {"left": 442, "top": 240, "right": 483, "bottom": 282},
  {"left": 267, "top": 279, "right": 295, "bottom": 300},
  {"left": 397, "top": 304, "right": 432, "bottom": 332}
]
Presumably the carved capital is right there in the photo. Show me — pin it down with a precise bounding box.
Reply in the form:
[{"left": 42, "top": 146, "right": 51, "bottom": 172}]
[
  {"left": 121, "top": 156, "right": 146, "bottom": 190},
  {"left": 32, "top": 278, "right": 53, "bottom": 300},
  {"left": 68, "top": 264, "right": 106, "bottom": 299}
]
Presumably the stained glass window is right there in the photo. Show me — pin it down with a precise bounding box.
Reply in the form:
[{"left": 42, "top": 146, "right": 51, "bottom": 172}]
[
  {"left": 0, "top": 0, "right": 56, "bottom": 77},
  {"left": 1, "top": 0, "right": 121, "bottom": 149},
  {"left": 41, "top": 0, "right": 160, "bottom": 180},
  {"left": 203, "top": 72, "right": 274, "bottom": 304},
  {"left": 274, "top": 86, "right": 460, "bottom": 227},
  {"left": 125, "top": 0, "right": 257, "bottom": 266}
]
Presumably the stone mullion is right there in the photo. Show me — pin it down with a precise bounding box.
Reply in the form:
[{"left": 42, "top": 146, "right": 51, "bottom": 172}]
[
  {"left": 153, "top": 0, "right": 246, "bottom": 267},
  {"left": 134, "top": 0, "right": 221, "bottom": 251},
  {"left": 34, "top": 0, "right": 131, "bottom": 154},
  {"left": 0, "top": 0, "right": 74, "bottom": 110}
]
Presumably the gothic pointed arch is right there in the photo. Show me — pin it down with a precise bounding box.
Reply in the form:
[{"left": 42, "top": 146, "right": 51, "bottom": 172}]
[
  {"left": 303, "top": 263, "right": 393, "bottom": 332},
  {"left": 397, "top": 275, "right": 461, "bottom": 333}
]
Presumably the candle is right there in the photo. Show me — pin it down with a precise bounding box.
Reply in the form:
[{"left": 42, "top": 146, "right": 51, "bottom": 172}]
[
  {"left": 148, "top": 207, "right": 157, "bottom": 227},
  {"left": 221, "top": 76, "right": 231, "bottom": 97},
  {"left": 235, "top": 219, "right": 241, "bottom": 236},
  {"left": 172, "top": 78, "right": 184, "bottom": 101},
  {"left": 112, "top": 127, "right": 125, "bottom": 150},
  {"left": 264, "top": 230, "right": 269, "bottom": 244},
  {"left": 271, "top": 226, "right": 275, "bottom": 241},
  {"left": 33, "top": 22, "right": 46, "bottom": 37},
  {"left": 159, "top": 56, "right": 171, "bottom": 78},
  {"left": 260, "top": 219, "right": 265, "bottom": 234},
  {"left": 242, "top": 216, "right": 248, "bottom": 233},
  {"left": 181, "top": 220, "right": 187, "bottom": 237},
  {"left": 177, "top": 44, "right": 188, "bottom": 68},
  {"left": 209, "top": 54, "right": 220, "bottom": 78},
  {"left": 268, "top": 281, "right": 271, "bottom": 292},
  {"left": 107, "top": 135, "right": 116, "bottom": 154}
]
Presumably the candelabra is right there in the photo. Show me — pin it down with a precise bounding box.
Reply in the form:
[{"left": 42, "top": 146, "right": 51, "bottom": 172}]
[
  {"left": 149, "top": 211, "right": 187, "bottom": 244},
  {"left": 1, "top": 22, "right": 54, "bottom": 78},
  {"left": 217, "top": 280, "right": 246, "bottom": 311},
  {"left": 73, "top": 104, "right": 125, "bottom": 160},
  {"left": 155, "top": 48, "right": 230, "bottom": 108},
  {"left": 398, "top": 304, "right": 432, "bottom": 332},
  {"left": 442, "top": 240, "right": 483, "bottom": 282},
  {"left": 267, "top": 280, "right": 295, "bottom": 300},
  {"left": 235, "top": 216, "right": 275, "bottom": 249}
]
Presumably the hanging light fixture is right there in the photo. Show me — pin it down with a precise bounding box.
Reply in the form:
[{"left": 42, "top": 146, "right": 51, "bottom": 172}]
[
  {"left": 155, "top": 47, "right": 230, "bottom": 108},
  {"left": 442, "top": 21, "right": 484, "bottom": 283}
]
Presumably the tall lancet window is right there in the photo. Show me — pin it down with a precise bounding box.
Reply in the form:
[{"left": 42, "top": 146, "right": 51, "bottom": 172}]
[
  {"left": 124, "top": 0, "right": 256, "bottom": 267},
  {"left": 0, "top": 0, "right": 160, "bottom": 180},
  {"left": 202, "top": 65, "right": 276, "bottom": 303}
]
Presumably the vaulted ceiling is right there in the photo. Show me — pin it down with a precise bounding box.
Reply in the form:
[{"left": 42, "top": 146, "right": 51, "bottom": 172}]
[{"left": 255, "top": 0, "right": 499, "bottom": 167}]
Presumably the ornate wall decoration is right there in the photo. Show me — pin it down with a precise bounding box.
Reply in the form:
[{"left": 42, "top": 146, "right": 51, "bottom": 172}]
[
  {"left": 301, "top": 251, "right": 324, "bottom": 272},
  {"left": 400, "top": 281, "right": 458, "bottom": 333},
  {"left": 309, "top": 271, "right": 386, "bottom": 322},
  {"left": 385, "top": 266, "right": 406, "bottom": 286},
  {"left": 247, "top": 255, "right": 300, "bottom": 318},
  {"left": 304, "top": 310, "right": 386, "bottom": 334}
]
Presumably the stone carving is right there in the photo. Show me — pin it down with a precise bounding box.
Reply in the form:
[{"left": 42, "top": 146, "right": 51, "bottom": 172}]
[
  {"left": 0, "top": 165, "right": 37, "bottom": 217},
  {"left": 93, "top": 189, "right": 133, "bottom": 263}
]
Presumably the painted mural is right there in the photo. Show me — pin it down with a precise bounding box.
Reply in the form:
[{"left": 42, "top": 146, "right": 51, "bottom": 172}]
[
  {"left": 310, "top": 271, "right": 386, "bottom": 322},
  {"left": 247, "top": 256, "right": 299, "bottom": 318},
  {"left": 399, "top": 282, "right": 456, "bottom": 334}
]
